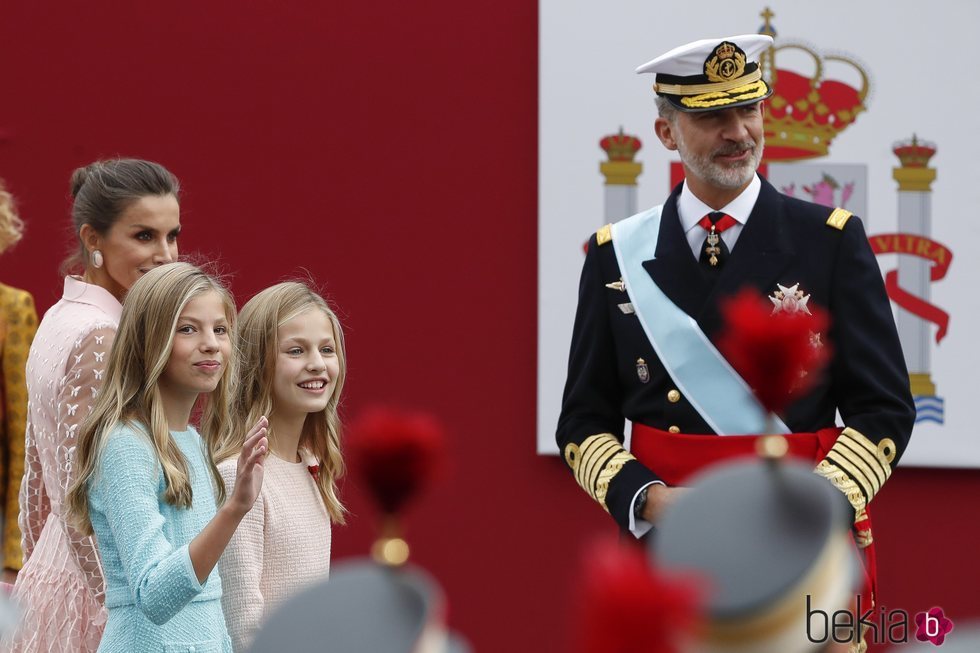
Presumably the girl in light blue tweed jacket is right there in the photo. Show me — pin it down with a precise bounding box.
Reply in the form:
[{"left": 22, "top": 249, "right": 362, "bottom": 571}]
[{"left": 65, "top": 263, "right": 269, "bottom": 653}]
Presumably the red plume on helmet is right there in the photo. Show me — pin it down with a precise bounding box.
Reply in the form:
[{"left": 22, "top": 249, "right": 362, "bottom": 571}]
[
  {"left": 348, "top": 406, "right": 446, "bottom": 516},
  {"left": 575, "top": 538, "right": 701, "bottom": 653},
  {"left": 347, "top": 406, "right": 447, "bottom": 566}
]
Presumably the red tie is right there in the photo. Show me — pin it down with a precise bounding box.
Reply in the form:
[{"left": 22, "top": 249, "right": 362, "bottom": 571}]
[{"left": 697, "top": 211, "right": 738, "bottom": 233}]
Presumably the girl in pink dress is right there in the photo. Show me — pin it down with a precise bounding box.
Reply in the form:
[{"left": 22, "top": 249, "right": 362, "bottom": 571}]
[
  {"left": 213, "top": 282, "right": 347, "bottom": 651},
  {"left": 7, "top": 159, "right": 181, "bottom": 652}
]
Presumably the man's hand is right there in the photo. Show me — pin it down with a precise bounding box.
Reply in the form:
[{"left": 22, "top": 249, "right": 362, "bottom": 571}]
[{"left": 642, "top": 484, "right": 688, "bottom": 524}]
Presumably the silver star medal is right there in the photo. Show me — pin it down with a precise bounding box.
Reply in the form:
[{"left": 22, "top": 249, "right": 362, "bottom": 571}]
[
  {"left": 769, "top": 283, "right": 812, "bottom": 315},
  {"left": 769, "top": 284, "right": 822, "bottom": 381}
]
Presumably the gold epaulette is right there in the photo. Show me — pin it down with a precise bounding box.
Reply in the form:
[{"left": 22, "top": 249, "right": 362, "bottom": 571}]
[
  {"left": 563, "top": 434, "right": 635, "bottom": 512},
  {"left": 814, "top": 427, "right": 896, "bottom": 520},
  {"left": 826, "top": 208, "right": 853, "bottom": 230},
  {"left": 596, "top": 224, "right": 613, "bottom": 246}
]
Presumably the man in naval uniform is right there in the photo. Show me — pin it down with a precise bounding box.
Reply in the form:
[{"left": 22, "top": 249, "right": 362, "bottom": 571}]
[{"left": 556, "top": 34, "right": 914, "bottom": 575}]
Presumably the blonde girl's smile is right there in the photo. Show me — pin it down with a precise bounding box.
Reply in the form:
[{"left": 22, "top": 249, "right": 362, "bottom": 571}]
[{"left": 274, "top": 308, "right": 340, "bottom": 417}]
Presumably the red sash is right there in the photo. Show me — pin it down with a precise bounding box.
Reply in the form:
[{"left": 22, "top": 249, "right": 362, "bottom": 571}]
[{"left": 631, "top": 423, "right": 878, "bottom": 607}]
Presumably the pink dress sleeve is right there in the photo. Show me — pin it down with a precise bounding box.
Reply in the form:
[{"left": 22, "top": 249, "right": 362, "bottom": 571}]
[
  {"left": 52, "top": 326, "right": 116, "bottom": 601},
  {"left": 218, "top": 460, "right": 266, "bottom": 651},
  {"left": 18, "top": 413, "right": 49, "bottom": 565}
]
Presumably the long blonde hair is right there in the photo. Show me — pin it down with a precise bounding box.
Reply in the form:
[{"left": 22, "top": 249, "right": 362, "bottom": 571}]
[
  {"left": 213, "top": 281, "right": 347, "bottom": 523},
  {"left": 66, "top": 262, "right": 237, "bottom": 535}
]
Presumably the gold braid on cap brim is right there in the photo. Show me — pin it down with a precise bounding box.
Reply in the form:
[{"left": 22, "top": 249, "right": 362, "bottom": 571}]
[
  {"left": 655, "top": 68, "right": 762, "bottom": 96},
  {"left": 677, "top": 79, "right": 770, "bottom": 109},
  {"left": 564, "top": 434, "right": 635, "bottom": 512},
  {"left": 815, "top": 427, "right": 896, "bottom": 517}
]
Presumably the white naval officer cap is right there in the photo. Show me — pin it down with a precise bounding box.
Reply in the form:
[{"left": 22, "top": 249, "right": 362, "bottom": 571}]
[{"left": 636, "top": 34, "right": 774, "bottom": 112}]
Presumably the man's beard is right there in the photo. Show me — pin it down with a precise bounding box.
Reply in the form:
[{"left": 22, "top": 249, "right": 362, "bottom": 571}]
[{"left": 676, "top": 131, "right": 764, "bottom": 190}]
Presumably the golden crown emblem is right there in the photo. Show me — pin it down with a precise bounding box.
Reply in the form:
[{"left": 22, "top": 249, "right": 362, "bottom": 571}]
[
  {"left": 716, "top": 42, "right": 737, "bottom": 59},
  {"left": 758, "top": 7, "right": 870, "bottom": 162},
  {"left": 600, "top": 127, "right": 642, "bottom": 162},
  {"left": 892, "top": 134, "right": 937, "bottom": 168}
]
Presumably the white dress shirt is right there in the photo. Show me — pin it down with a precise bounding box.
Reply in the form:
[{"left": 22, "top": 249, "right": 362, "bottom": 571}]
[{"left": 677, "top": 173, "right": 761, "bottom": 259}]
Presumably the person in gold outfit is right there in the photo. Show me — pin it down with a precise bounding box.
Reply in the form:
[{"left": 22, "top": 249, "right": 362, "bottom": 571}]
[{"left": 0, "top": 178, "right": 38, "bottom": 583}]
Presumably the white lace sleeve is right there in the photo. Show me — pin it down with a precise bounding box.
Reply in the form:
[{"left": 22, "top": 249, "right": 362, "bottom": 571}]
[
  {"left": 18, "top": 415, "right": 50, "bottom": 565},
  {"left": 54, "top": 325, "right": 116, "bottom": 602}
]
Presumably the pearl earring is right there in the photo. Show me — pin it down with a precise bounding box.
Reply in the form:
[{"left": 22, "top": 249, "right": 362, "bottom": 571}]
[{"left": 91, "top": 249, "right": 104, "bottom": 269}]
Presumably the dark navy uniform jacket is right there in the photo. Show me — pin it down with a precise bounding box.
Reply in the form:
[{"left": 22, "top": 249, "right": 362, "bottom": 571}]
[{"left": 557, "top": 178, "right": 915, "bottom": 532}]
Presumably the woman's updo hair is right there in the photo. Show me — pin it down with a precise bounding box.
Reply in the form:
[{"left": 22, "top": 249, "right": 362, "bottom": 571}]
[{"left": 64, "top": 158, "right": 180, "bottom": 272}]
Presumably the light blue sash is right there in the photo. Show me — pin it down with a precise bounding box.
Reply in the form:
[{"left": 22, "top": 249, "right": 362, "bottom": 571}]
[{"left": 611, "top": 206, "right": 789, "bottom": 435}]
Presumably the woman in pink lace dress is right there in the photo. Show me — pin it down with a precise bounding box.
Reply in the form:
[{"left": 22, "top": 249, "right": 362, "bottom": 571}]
[{"left": 7, "top": 159, "right": 181, "bottom": 652}]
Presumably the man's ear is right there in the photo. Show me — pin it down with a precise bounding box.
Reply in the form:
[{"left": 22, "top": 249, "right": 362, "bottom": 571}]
[{"left": 655, "top": 117, "right": 679, "bottom": 151}]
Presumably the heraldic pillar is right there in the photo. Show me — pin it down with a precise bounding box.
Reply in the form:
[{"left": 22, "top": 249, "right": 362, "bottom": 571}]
[
  {"left": 892, "top": 135, "right": 938, "bottom": 397},
  {"left": 599, "top": 128, "right": 642, "bottom": 221}
]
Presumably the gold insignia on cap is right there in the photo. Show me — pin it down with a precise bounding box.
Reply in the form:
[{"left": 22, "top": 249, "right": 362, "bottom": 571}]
[
  {"left": 596, "top": 224, "right": 613, "bottom": 246},
  {"left": 655, "top": 71, "right": 764, "bottom": 97},
  {"left": 826, "top": 208, "right": 853, "bottom": 230},
  {"left": 705, "top": 41, "right": 746, "bottom": 82},
  {"left": 678, "top": 79, "right": 769, "bottom": 109}
]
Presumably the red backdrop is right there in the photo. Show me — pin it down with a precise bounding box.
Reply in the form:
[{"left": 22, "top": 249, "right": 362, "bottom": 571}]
[{"left": 1, "top": 3, "right": 977, "bottom": 650}]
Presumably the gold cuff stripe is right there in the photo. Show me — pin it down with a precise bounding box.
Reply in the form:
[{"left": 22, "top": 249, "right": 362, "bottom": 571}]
[
  {"left": 578, "top": 439, "right": 620, "bottom": 492},
  {"left": 572, "top": 434, "right": 636, "bottom": 507},
  {"left": 840, "top": 427, "right": 893, "bottom": 482},
  {"left": 815, "top": 459, "right": 867, "bottom": 518},
  {"left": 578, "top": 434, "right": 619, "bottom": 483},
  {"left": 595, "top": 451, "right": 636, "bottom": 512},
  {"left": 840, "top": 427, "right": 880, "bottom": 458},
  {"left": 576, "top": 443, "right": 615, "bottom": 494},
  {"left": 830, "top": 440, "right": 883, "bottom": 493},
  {"left": 826, "top": 208, "right": 853, "bottom": 230},
  {"left": 596, "top": 224, "right": 612, "bottom": 246},
  {"left": 836, "top": 439, "right": 886, "bottom": 488},
  {"left": 826, "top": 453, "right": 875, "bottom": 503},
  {"left": 655, "top": 68, "right": 762, "bottom": 96},
  {"left": 679, "top": 81, "right": 769, "bottom": 109}
]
